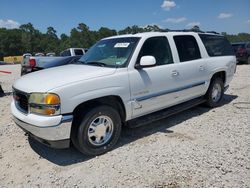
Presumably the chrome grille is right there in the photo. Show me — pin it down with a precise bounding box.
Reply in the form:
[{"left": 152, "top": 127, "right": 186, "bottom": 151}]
[{"left": 13, "top": 89, "right": 29, "bottom": 114}]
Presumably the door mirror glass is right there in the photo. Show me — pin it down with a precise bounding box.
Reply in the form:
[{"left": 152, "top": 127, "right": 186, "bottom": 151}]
[{"left": 139, "top": 56, "right": 156, "bottom": 68}]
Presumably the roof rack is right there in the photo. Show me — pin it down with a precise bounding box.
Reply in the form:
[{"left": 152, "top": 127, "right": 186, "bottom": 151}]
[
  {"left": 166, "top": 29, "right": 204, "bottom": 33},
  {"left": 205, "top": 31, "right": 220, "bottom": 34},
  {"left": 166, "top": 29, "right": 220, "bottom": 35}
]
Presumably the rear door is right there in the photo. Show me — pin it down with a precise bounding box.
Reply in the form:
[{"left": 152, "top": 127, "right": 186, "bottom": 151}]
[{"left": 170, "top": 35, "right": 209, "bottom": 102}]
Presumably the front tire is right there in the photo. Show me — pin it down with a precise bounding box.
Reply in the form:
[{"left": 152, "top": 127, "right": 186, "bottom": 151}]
[
  {"left": 205, "top": 77, "right": 224, "bottom": 108},
  {"left": 247, "top": 56, "right": 250, "bottom": 64},
  {"left": 72, "top": 105, "right": 121, "bottom": 156}
]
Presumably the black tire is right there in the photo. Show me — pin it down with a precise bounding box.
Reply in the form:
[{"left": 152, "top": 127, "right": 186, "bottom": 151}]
[
  {"left": 205, "top": 77, "right": 224, "bottom": 108},
  {"left": 72, "top": 105, "right": 121, "bottom": 156},
  {"left": 247, "top": 56, "right": 250, "bottom": 65}
]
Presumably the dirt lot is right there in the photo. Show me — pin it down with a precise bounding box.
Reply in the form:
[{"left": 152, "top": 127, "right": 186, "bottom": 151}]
[{"left": 0, "top": 64, "right": 249, "bottom": 188}]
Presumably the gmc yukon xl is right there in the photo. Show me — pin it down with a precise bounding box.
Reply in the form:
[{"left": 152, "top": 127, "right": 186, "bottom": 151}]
[{"left": 11, "top": 32, "right": 236, "bottom": 156}]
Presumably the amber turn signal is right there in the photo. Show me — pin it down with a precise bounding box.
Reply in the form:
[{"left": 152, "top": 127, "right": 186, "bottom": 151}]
[{"left": 45, "top": 94, "right": 60, "bottom": 105}]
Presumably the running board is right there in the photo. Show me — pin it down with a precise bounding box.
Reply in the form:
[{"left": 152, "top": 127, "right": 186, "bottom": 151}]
[{"left": 127, "top": 97, "right": 206, "bottom": 128}]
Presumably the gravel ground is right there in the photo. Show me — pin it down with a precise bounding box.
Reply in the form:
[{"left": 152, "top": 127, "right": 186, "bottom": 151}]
[{"left": 0, "top": 64, "right": 249, "bottom": 188}]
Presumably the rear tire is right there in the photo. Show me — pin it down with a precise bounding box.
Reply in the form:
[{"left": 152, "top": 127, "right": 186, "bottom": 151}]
[
  {"left": 72, "top": 105, "right": 121, "bottom": 156},
  {"left": 205, "top": 77, "right": 224, "bottom": 108},
  {"left": 247, "top": 56, "right": 250, "bottom": 64}
]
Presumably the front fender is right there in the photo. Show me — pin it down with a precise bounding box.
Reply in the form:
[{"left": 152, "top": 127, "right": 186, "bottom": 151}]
[{"left": 49, "top": 72, "right": 132, "bottom": 120}]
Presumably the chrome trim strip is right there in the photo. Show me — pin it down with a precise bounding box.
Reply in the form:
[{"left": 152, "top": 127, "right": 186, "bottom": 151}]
[
  {"left": 136, "top": 81, "right": 206, "bottom": 102},
  {"left": 61, "top": 115, "right": 74, "bottom": 123}
]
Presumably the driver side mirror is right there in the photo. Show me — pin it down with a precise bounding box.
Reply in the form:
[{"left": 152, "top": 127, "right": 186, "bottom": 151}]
[{"left": 135, "top": 56, "right": 156, "bottom": 69}]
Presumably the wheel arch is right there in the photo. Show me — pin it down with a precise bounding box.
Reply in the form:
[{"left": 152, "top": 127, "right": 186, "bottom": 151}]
[
  {"left": 72, "top": 95, "right": 126, "bottom": 124},
  {"left": 209, "top": 70, "right": 226, "bottom": 85},
  {"left": 211, "top": 71, "right": 226, "bottom": 84}
]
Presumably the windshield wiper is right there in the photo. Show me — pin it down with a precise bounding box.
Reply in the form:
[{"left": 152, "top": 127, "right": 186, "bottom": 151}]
[{"left": 85, "top": 61, "right": 106, "bottom": 67}]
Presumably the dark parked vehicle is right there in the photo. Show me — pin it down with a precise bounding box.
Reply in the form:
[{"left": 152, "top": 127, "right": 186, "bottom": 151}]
[
  {"left": 232, "top": 42, "right": 250, "bottom": 64},
  {"left": 0, "top": 61, "right": 7, "bottom": 65},
  {"left": 21, "top": 56, "right": 81, "bottom": 75}
]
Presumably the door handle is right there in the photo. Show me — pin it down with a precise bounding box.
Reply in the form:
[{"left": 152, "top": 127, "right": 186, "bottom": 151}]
[
  {"left": 199, "top": 66, "right": 205, "bottom": 71},
  {"left": 172, "top": 70, "right": 179, "bottom": 76}
]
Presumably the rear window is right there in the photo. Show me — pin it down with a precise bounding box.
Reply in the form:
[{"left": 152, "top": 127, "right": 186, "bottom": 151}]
[
  {"left": 199, "top": 34, "right": 234, "bottom": 56},
  {"left": 232, "top": 43, "right": 245, "bottom": 53}
]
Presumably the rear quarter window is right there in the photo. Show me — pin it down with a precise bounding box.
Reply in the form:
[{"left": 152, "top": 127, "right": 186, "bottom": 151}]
[{"left": 199, "top": 34, "right": 234, "bottom": 56}]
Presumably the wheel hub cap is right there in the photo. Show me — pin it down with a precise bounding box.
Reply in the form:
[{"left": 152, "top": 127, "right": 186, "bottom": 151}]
[
  {"left": 87, "top": 115, "right": 113, "bottom": 146},
  {"left": 212, "top": 83, "right": 222, "bottom": 103}
]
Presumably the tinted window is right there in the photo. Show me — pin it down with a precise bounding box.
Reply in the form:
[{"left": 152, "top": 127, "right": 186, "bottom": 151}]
[
  {"left": 138, "top": 37, "right": 173, "bottom": 66},
  {"left": 174, "top": 35, "right": 201, "bottom": 62},
  {"left": 199, "top": 34, "right": 234, "bottom": 56},
  {"left": 247, "top": 43, "right": 250, "bottom": 48},
  {"left": 61, "top": 50, "right": 71, "bottom": 56},
  {"left": 232, "top": 44, "right": 245, "bottom": 53},
  {"left": 74, "top": 49, "right": 84, "bottom": 55}
]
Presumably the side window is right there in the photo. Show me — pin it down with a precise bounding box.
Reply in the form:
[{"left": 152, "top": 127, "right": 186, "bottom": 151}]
[
  {"left": 74, "top": 49, "right": 84, "bottom": 55},
  {"left": 138, "top": 37, "right": 173, "bottom": 66},
  {"left": 199, "top": 34, "right": 234, "bottom": 56},
  {"left": 61, "top": 50, "right": 71, "bottom": 56},
  {"left": 174, "top": 35, "right": 201, "bottom": 62},
  {"left": 247, "top": 43, "right": 250, "bottom": 48}
]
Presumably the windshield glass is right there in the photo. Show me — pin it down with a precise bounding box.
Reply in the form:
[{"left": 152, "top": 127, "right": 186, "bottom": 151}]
[{"left": 77, "top": 37, "right": 140, "bottom": 68}]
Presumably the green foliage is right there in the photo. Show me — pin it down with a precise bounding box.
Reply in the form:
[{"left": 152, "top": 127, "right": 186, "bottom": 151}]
[
  {"left": 0, "top": 22, "right": 249, "bottom": 60},
  {"left": 222, "top": 32, "right": 250, "bottom": 43}
]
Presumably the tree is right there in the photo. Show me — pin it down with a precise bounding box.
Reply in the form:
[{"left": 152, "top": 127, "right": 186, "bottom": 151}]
[
  {"left": 190, "top": 25, "right": 201, "bottom": 32},
  {"left": 42, "top": 27, "right": 59, "bottom": 53},
  {"left": 59, "top": 33, "right": 71, "bottom": 52},
  {"left": 19, "top": 23, "right": 43, "bottom": 53},
  {"left": 1, "top": 22, "right": 250, "bottom": 61},
  {"left": 98, "top": 27, "right": 117, "bottom": 39},
  {"left": 70, "top": 23, "right": 99, "bottom": 48}
]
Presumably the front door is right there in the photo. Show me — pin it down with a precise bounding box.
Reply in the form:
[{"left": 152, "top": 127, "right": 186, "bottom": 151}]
[{"left": 129, "top": 36, "right": 180, "bottom": 118}]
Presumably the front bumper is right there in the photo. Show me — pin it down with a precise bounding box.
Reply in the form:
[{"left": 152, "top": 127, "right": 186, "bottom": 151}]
[{"left": 11, "top": 101, "right": 73, "bottom": 148}]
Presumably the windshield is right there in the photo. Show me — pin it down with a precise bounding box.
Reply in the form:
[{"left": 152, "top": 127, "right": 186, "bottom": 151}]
[{"left": 77, "top": 37, "right": 140, "bottom": 68}]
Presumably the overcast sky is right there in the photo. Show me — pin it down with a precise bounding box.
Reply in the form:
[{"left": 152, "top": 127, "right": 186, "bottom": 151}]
[{"left": 0, "top": 0, "right": 249, "bottom": 35}]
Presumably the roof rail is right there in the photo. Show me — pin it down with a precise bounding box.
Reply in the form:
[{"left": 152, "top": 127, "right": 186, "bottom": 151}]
[
  {"left": 167, "top": 29, "right": 205, "bottom": 33},
  {"left": 160, "top": 29, "right": 220, "bottom": 35},
  {"left": 205, "top": 31, "right": 220, "bottom": 34},
  {"left": 165, "top": 29, "right": 220, "bottom": 35}
]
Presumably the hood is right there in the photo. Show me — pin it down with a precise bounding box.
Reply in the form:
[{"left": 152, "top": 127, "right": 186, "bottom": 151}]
[{"left": 13, "top": 64, "right": 116, "bottom": 93}]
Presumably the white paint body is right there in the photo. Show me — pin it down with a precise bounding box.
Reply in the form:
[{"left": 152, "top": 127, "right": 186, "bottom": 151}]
[{"left": 11, "top": 32, "right": 236, "bottom": 142}]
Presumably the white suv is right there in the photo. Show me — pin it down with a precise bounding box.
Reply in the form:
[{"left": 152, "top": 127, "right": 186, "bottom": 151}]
[{"left": 11, "top": 32, "right": 236, "bottom": 155}]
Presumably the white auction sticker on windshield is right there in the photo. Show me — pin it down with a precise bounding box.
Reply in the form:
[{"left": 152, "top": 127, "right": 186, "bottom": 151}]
[{"left": 114, "top": 43, "right": 130, "bottom": 48}]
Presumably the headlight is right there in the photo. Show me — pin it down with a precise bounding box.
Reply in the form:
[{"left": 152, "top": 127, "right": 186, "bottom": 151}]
[{"left": 28, "top": 93, "right": 60, "bottom": 116}]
